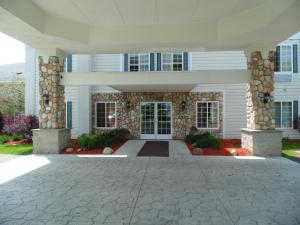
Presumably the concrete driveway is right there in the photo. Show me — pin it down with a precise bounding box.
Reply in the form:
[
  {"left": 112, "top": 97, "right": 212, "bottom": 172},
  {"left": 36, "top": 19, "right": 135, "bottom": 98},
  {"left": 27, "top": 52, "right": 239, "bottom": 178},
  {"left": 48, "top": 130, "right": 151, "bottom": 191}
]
[{"left": 0, "top": 140, "right": 299, "bottom": 225}]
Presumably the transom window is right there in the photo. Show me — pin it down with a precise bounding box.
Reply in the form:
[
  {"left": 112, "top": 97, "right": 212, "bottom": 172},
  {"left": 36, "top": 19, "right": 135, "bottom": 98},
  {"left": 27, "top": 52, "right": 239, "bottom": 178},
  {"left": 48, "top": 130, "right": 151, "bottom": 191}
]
[
  {"left": 162, "top": 52, "right": 183, "bottom": 71},
  {"left": 196, "top": 101, "right": 219, "bottom": 129},
  {"left": 129, "top": 53, "right": 149, "bottom": 72},
  {"left": 96, "top": 102, "right": 116, "bottom": 128},
  {"left": 279, "top": 45, "right": 293, "bottom": 72},
  {"left": 275, "top": 101, "right": 293, "bottom": 128}
]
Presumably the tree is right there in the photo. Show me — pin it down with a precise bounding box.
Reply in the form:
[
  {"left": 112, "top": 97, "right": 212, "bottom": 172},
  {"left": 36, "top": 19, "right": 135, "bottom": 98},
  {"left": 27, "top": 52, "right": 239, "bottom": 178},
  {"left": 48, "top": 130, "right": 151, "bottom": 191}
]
[{"left": 0, "top": 74, "right": 25, "bottom": 115}]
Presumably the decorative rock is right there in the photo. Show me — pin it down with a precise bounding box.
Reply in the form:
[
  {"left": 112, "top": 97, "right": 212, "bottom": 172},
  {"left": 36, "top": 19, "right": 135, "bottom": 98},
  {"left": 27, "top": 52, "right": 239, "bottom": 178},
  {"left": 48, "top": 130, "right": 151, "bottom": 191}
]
[
  {"left": 230, "top": 149, "right": 237, "bottom": 156},
  {"left": 103, "top": 147, "right": 113, "bottom": 154},
  {"left": 193, "top": 148, "right": 203, "bottom": 155},
  {"left": 77, "top": 148, "right": 82, "bottom": 152},
  {"left": 66, "top": 148, "right": 73, "bottom": 152}
]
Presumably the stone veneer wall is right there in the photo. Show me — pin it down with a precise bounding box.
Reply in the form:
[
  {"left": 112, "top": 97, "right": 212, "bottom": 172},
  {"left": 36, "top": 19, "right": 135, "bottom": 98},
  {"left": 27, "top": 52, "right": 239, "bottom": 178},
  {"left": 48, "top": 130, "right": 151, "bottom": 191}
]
[
  {"left": 246, "top": 51, "right": 275, "bottom": 130},
  {"left": 39, "top": 56, "right": 66, "bottom": 129},
  {"left": 92, "top": 92, "right": 223, "bottom": 139}
]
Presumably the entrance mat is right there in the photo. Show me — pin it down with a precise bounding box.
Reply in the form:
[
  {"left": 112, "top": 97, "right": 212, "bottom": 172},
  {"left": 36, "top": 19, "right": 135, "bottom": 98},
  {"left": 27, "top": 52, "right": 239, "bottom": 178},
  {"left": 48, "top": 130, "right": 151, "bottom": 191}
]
[{"left": 137, "top": 141, "right": 169, "bottom": 157}]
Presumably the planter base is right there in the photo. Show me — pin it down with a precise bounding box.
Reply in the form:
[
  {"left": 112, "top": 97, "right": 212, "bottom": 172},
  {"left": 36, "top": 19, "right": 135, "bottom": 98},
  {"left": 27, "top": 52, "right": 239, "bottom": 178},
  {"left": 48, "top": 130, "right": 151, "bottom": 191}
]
[
  {"left": 241, "top": 128, "right": 282, "bottom": 156},
  {"left": 32, "top": 129, "right": 71, "bottom": 154}
]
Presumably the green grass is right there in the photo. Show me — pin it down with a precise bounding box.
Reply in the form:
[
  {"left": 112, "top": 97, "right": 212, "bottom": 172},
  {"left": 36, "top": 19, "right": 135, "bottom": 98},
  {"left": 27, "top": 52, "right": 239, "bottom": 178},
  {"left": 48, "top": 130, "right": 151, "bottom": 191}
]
[
  {"left": 282, "top": 140, "right": 300, "bottom": 158},
  {"left": 0, "top": 144, "right": 33, "bottom": 155}
]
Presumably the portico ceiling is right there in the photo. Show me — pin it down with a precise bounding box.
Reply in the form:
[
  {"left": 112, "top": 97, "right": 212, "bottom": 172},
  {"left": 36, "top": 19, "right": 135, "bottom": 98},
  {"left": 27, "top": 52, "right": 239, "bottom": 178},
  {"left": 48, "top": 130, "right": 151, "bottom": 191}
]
[{"left": 0, "top": 0, "right": 299, "bottom": 54}]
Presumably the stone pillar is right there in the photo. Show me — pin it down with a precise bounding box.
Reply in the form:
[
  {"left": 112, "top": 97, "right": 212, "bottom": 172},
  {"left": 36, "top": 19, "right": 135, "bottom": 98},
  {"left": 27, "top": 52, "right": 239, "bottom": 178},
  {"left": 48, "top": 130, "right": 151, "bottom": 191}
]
[
  {"left": 241, "top": 51, "right": 282, "bottom": 156},
  {"left": 32, "top": 55, "right": 70, "bottom": 154}
]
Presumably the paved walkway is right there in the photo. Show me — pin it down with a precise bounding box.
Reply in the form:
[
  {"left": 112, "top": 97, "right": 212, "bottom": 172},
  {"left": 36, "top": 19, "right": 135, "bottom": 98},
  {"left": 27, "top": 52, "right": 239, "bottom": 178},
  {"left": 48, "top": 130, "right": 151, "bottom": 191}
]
[{"left": 0, "top": 140, "right": 299, "bottom": 225}]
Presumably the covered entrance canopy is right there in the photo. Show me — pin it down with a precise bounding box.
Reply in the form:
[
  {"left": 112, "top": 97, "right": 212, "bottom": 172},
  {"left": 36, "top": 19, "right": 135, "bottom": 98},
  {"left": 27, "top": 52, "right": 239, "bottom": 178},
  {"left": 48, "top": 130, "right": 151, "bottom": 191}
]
[{"left": 0, "top": 0, "right": 299, "bottom": 54}]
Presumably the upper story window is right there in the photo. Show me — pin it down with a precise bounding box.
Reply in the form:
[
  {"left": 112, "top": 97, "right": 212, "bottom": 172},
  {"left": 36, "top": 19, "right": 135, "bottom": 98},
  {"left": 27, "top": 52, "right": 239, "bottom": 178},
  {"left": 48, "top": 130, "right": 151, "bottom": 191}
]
[
  {"left": 162, "top": 52, "right": 183, "bottom": 71},
  {"left": 128, "top": 53, "right": 149, "bottom": 72},
  {"left": 281, "top": 45, "right": 292, "bottom": 72}
]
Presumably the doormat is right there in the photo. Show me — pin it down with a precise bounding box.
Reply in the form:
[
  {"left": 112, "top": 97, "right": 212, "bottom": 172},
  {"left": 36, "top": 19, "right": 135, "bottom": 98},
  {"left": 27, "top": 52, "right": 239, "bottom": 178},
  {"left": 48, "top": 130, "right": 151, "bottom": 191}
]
[{"left": 137, "top": 141, "right": 169, "bottom": 157}]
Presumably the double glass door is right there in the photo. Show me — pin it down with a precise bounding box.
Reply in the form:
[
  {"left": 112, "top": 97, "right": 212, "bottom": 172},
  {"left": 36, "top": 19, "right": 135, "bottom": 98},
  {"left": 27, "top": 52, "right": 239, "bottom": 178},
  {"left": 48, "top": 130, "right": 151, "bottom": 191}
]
[{"left": 140, "top": 102, "right": 172, "bottom": 139}]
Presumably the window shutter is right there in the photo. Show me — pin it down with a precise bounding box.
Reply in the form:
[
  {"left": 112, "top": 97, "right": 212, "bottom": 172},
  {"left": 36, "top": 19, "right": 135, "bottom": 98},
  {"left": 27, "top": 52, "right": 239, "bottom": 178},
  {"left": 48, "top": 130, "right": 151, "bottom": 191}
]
[
  {"left": 150, "top": 53, "right": 155, "bottom": 71},
  {"left": 183, "top": 52, "right": 188, "bottom": 71},
  {"left": 67, "top": 55, "right": 72, "bottom": 72},
  {"left": 124, "top": 54, "right": 128, "bottom": 72},
  {"left": 293, "top": 44, "right": 298, "bottom": 73},
  {"left": 67, "top": 101, "right": 72, "bottom": 129},
  {"left": 275, "top": 46, "right": 280, "bottom": 72},
  {"left": 157, "top": 53, "right": 161, "bottom": 71},
  {"left": 293, "top": 100, "right": 299, "bottom": 129}
]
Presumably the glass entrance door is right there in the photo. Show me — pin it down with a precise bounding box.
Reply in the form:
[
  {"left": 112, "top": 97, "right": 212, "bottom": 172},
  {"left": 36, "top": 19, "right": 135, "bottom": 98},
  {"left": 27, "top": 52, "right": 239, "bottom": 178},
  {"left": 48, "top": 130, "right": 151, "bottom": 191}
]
[{"left": 140, "top": 102, "right": 172, "bottom": 139}]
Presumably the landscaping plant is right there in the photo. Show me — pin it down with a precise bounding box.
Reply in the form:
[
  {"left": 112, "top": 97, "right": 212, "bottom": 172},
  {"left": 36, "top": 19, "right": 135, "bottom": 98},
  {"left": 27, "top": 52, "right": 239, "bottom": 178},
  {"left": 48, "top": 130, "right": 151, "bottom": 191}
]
[
  {"left": 185, "top": 132, "right": 220, "bottom": 149},
  {"left": 0, "top": 111, "right": 3, "bottom": 132},
  {"left": 0, "top": 135, "right": 10, "bottom": 144}
]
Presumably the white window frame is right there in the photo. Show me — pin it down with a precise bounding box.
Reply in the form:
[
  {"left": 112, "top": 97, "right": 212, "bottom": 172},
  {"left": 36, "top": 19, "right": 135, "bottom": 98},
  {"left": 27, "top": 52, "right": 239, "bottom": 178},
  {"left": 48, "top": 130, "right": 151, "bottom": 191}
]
[
  {"left": 95, "top": 102, "right": 117, "bottom": 129},
  {"left": 196, "top": 101, "right": 219, "bottom": 129},
  {"left": 161, "top": 52, "right": 184, "bottom": 71},
  {"left": 275, "top": 101, "right": 293, "bottom": 129},
  {"left": 278, "top": 45, "right": 293, "bottom": 73},
  {"left": 128, "top": 53, "right": 150, "bottom": 72}
]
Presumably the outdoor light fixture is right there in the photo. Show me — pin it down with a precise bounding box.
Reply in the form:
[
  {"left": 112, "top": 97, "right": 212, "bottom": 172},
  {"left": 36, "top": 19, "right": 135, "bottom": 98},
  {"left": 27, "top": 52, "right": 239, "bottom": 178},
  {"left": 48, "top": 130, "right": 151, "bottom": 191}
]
[
  {"left": 260, "top": 92, "right": 271, "bottom": 104},
  {"left": 125, "top": 100, "right": 131, "bottom": 110},
  {"left": 42, "top": 94, "right": 49, "bottom": 105},
  {"left": 181, "top": 100, "right": 186, "bottom": 111}
]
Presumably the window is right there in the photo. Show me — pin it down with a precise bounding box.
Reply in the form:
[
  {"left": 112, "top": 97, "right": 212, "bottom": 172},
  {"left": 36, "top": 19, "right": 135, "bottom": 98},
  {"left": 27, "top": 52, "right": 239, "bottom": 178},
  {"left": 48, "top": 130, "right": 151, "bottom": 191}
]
[
  {"left": 162, "top": 52, "right": 183, "bottom": 71},
  {"left": 128, "top": 53, "right": 149, "bottom": 72},
  {"left": 278, "top": 45, "right": 293, "bottom": 72},
  {"left": 66, "top": 101, "right": 72, "bottom": 129},
  {"left": 275, "top": 101, "right": 293, "bottom": 128},
  {"left": 96, "top": 102, "right": 116, "bottom": 128},
  {"left": 196, "top": 102, "right": 219, "bottom": 129}
]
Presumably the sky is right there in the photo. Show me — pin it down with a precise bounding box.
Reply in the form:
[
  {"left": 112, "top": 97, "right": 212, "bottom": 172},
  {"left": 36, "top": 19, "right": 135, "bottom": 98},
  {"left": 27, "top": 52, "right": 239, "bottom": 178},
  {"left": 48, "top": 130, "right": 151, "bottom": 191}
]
[{"left": 0, "top": 32, "right": 25, "bottom": 65}]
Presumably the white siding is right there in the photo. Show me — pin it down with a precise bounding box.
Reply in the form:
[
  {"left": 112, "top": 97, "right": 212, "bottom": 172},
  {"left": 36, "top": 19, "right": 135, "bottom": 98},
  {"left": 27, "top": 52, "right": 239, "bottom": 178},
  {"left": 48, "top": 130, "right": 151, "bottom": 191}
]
[
  {"left": 191, "top": 51, "right": 247, "bottom": 70},
  {"left": 91, "top": 54, "right": 121, "bottom": 72},
  {"left": 192, "top": 84, "right": 247, "bottom": 139}
]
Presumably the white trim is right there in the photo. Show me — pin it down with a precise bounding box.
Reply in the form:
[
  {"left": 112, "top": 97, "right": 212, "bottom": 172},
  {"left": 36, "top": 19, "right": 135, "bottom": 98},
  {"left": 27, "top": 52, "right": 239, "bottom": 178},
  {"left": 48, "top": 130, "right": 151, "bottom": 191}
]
[
  {"left": 275, "top": 101, "right": 293, "bottom": 129},
  {"left": 140, "top": 101, "right": 173, "bottom": 139},
  {"left": 196, "top": 101, "right": 220, "bottom": 130},
  {"left": 95, "top": 101, "right": 117, "bottom": 129}
]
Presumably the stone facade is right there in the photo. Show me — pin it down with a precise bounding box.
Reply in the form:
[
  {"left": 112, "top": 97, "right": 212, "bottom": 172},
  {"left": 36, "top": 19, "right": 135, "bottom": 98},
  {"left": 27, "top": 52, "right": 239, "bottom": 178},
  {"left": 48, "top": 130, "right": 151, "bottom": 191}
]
[
  {"left": 246, "top": 51, "right": 275, "bottom": 130},
  {"left": 92, "top": 92, "right": 223, "bottom": 139},
  {"left": 39, "top": 56, "right": 66, "bottom": 129}
]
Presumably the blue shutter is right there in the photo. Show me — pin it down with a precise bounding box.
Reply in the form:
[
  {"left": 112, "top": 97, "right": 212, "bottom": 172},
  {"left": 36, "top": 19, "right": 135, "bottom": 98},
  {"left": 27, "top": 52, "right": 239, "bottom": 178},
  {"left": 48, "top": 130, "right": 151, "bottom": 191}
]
[
  {"left": 183, "top": 52, "right": 188, "bottom": 71},
  {"left": 293, "top": 44, "right": 298, "bottom": 73},
  {"left": 150, "top": 53, "right": 155, "bottom": 71},
  {"left": 275, "top": 46, "right": 280, "bottom": 72},
  {"left": 124, "top": 54, "right": 128, "bottom": 72},
  {"left": 157, "top": 53, "right": 161, "bottom": 71},
  {"left": 293, "top": 100, "right": 298, "bottom": 129},
  {"left": 67, "top": 101, "right": 72, "bottom": 129},
  {"left": 67, "top": 55, "right": 72, "bottom": 72}
]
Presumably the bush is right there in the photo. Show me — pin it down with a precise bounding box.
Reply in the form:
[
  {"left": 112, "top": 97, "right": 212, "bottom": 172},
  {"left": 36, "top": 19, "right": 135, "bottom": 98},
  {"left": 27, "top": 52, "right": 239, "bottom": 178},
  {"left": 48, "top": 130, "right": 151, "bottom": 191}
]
[
  {"left": 11, "top": 134, "right": 24, "bottom": 141},
  {"left": 0, "top": 111, "right": 3, "bottom": 132},
  {"left": 2, "top": 115, "right": 38, "bottom": 141},
  {"left": 109, "top": 128, "right": 130, "bottom": 142},
  {"left": 95, "top": 132, "right": 115, "bottom": 148},
  {"left": 77, "top": 134, "right": 97, "bottom": 150},
  {"left": 185, "top": 132, "right": 220, "bottom": 149},
  {"left": 0, "top": 135, "right": 10, "bottom": 144}
]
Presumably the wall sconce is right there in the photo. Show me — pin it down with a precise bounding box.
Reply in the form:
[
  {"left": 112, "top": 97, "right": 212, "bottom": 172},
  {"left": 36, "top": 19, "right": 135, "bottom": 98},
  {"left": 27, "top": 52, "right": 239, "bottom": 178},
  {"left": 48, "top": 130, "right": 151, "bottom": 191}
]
[
  {"left": 259, "top": 92, "right": 271, "bottom": 104},
  {"left": 42, "top": 94, "right": 49, "bottom": 105},
  {"left": 181, "top": 100, "right": 186, "bottom": 111},
  {"left": 125, "top": 100, "right": 131, "bottom": 110}
]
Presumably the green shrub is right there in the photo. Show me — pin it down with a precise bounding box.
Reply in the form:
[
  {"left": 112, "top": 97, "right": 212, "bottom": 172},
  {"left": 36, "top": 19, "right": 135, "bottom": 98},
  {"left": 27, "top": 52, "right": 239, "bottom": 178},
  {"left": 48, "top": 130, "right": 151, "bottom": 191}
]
[
  {"left": 11, "top": 134, "right": 24, "bottom": 141},
  {"left": 95, "top": 132, "right": 115, "bottom": 148},
  {"left": 185, "top": 132, "right": 220, "bottom": 148},
  {"left": 0, "top": 135, "right": 10, "bottom": 144},
  {"left": 77, "top": 134, "right": 97, "bottom": 150},
  {"left": 0, "top": 111, "right": 3, "bottom": 132},
  {"left": 109, "top": 128, "right": 130, "bottom": 142}
]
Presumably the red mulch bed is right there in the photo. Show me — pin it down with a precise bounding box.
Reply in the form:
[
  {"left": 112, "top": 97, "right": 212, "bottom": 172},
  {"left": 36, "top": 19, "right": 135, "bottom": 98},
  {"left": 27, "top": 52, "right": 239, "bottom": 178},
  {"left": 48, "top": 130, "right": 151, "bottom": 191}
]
[
  {"left": 187, "top": 139, "right": 252, "bottom": 156},
  {"left": 61, "top": 139, "right": 126, "bottom": 154},
  {"left": 5, "top": 139, "right": 30, "bottom": 145}
]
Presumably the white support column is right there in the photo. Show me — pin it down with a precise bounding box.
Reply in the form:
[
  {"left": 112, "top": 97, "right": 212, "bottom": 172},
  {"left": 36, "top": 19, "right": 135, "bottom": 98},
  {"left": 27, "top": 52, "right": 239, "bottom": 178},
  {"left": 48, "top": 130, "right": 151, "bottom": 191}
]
[
  {"left": 25, "top": 45, "right": 36, "bottom": 115},
  {"left": 77, "top": 55, "right": 91, "bottom": 135}
]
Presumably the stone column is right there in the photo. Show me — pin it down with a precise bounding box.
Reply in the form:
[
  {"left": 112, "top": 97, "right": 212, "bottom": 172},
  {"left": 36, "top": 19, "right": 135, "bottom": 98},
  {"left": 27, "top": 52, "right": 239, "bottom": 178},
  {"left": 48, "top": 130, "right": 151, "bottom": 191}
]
[
  {"left": 241, "top": 51, "right": 282, "bottom": 156},
  {"left": 32, "top": 55, "right": 71, "bottom": 154}
]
